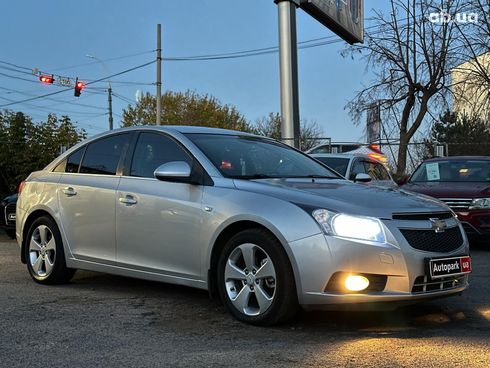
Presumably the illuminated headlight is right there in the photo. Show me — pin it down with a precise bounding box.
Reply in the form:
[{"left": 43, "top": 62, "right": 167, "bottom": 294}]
[
  {"left": 312, "top": 209, "right": 386, "bottom": 243},
  {"left": 469, "top": 198, "right": 490, "bottom": 210}
]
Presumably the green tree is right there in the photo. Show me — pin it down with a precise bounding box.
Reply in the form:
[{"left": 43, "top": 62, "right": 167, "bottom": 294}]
[
  {"left": 0, "top": 110, "right": 86, "bottom": 197},
  {"left": 254, "top": 112, "right": 326, "bottom": 151},
  {"left": 122, "top": 90, "right": 252, "bottom": 132},
  {"left": 429, "top": 111, "right": 490, "bottom": 156}
]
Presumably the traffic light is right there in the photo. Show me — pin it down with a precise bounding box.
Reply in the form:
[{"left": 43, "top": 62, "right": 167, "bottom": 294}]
[
  {"left": 39, "top": 75, "right": 54, "bottom": 84},
  {"left": 74, "top": 78, "right": 85, "bottom": 97}
]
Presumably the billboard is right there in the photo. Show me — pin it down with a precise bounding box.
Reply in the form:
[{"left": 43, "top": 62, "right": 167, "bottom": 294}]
[
  {"left": 366, "top": 103, "right": 381, "bottom": 143},
  {"left": 300, "top": 0, "right": 364, "bottom": 44}
]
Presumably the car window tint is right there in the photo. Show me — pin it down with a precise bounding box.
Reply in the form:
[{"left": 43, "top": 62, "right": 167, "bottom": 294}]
[
  {"left": 373, "top": 163, "right": 391, "bottom": 180},
  {"left": 315, "top": 157, "right": 349, "bottom": 176},
  {"left": 80, "top": 134, "right": 130, "bottom": 175},
  {"left": 130, "top": 133, "right": 192, "bottom": 178},
  {"left": 350, "top": 159, "right": 366, "bottom": 180},
  {"left": 66, "top": 148, "right": 85, "bottom": 173}
]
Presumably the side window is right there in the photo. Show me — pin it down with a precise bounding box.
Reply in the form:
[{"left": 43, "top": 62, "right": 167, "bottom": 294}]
[
  {"left": 66, "top": 148, "right": 85, "bottom": 173},
  {"left": 130, "top": 133, "right": 192, "bottom": 178},
  {"left": 374, "top": 163, "right": 391, "bottom": 180},
  {"left": 80, "top": 134, "right": 130, "bottom": 175},
  {"left": 350, "top": 159, "right": 366, "bottom": 180}
]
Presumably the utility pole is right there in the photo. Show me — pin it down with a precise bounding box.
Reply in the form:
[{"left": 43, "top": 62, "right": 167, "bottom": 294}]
[
  {"left": 156, "top": 24, "right": 162, "bottom": 125},
  {"left": 108, "top": 87, "right": 113, "bottom": 130},
  {"left": 275, "top": 0, "right": 301, "bottom": 149}
]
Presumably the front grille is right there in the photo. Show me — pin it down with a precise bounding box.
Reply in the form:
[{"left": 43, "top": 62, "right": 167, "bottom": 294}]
[
  {"left": 400, "top": 227, "right": 464, "bottom": 252},
  {"left": 392, "top": 212, "right": 453, "bottom": 221},
  {"left": 439, "top": 198, "right": 472, "bottom": 210},
  {"left": 412, "top": 275, "right": 467, "bottom": 294},
  {"left": 4, "top": 203, "right": 15, "bottom": 226}
]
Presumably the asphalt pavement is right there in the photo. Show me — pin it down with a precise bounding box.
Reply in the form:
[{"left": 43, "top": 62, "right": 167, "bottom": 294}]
[{"left": 1, "top": 230, "right": 489, "bottom": 367}]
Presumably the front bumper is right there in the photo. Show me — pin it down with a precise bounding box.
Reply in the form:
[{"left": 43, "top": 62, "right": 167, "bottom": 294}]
[
  {"left": 288, "top": 221, "right": 470, "bottom": 309},
  {"left": 456, "top": 210, "right": 490, "bottom": 242}
]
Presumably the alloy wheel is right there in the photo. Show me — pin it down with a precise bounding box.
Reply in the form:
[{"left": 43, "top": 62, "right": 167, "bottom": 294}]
[
  {"left": 29, "top": 225, "right": 56, "bottom": 278},
  {"left": 224, "top": 243, "right": 277, "bottom": 316}
]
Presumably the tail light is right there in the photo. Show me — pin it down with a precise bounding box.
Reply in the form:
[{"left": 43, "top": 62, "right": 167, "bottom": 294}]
[{"left": 18, "top": 181, "right": 26, "bottom": 194}]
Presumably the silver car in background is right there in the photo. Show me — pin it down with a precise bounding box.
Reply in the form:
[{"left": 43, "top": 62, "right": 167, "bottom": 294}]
[{"left": 16, "top": 126, "right": 471, "bottom": 325}]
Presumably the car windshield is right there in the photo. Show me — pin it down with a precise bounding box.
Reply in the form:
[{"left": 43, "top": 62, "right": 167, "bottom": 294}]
[
  {"left": 314, "top": 157, "right": 350, "bottom": 176},
  {"left": 411, "top": 160, "right": 490, "bottom": 183},
  {"left": 185, "top": 134, "right": 340, "bottom": 179}
]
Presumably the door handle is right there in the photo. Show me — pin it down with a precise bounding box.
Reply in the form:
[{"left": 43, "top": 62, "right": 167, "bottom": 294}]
[
  {"left": 119, "top": 195, "right": 137, "bottom": 206},
  {"left": 62, "top": 187, "right": 77, "bottom": 196}
]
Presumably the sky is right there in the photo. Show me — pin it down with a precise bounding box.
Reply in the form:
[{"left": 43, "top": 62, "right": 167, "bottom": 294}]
[{"left": 0, "top": 0, "right": 390, "bottom": 141}]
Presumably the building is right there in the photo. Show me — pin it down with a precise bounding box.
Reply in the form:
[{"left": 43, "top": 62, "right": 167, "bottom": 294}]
[{"left": 451, "top": 52, "right": 490, "bottom": 121}]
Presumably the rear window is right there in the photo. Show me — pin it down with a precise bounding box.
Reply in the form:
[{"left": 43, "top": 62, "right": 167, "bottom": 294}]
[
  {"left": 80, "top": 134, "right": 131, "bottom": 175},
  {"left": 315, "top": 157, "right": 349, "bottom": 176}
]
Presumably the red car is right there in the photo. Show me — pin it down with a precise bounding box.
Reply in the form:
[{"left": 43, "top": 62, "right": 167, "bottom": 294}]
[{"left": 403, "top": 156, "right": 490, "bottom": 244}]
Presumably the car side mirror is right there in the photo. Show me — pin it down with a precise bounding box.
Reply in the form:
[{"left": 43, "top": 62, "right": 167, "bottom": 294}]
[
  {"left": 354, "top": 173, "right": 372, "bottom": 183},
  {"left": 154, "top": 161, "right": 192, "bottom": 182}
]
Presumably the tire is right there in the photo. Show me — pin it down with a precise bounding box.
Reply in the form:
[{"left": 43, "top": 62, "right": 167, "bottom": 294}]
[
  {"left": 24, "top": 216, "right": 76, "bottom": 284},
  {"left": 217, "top": 228, "right": 298, "bottom": 326},
  {"left": 5, "top": 229, "right": 16, "bottom": 239}
]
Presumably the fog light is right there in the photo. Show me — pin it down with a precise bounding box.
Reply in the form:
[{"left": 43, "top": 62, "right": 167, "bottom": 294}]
[{"left": 345, "top": 275, "right": 370, "bottom": 292}]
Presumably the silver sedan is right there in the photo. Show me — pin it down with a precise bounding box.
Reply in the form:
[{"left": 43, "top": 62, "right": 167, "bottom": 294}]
[{"left": 16, "top": 126, "right": 471, "bottom": 325}]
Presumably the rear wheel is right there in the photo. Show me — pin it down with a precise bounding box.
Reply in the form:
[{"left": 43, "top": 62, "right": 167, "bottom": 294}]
[
  {"left": 217, "top": 229, "right": 298, "bottom": 326},
  {"left": 25, "top": 216, "right": 75, "bottom": 284}
]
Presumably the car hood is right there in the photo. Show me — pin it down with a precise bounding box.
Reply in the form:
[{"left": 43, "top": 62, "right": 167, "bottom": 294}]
[
  {"left": 403, "top": 182, "right": 490, "bottom": 198},
  {"left": 234, "top": 178, "right": 448, "bottom": 219}
]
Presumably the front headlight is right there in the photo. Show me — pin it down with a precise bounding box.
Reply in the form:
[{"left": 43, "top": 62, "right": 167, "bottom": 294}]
[
  {"left": 312, "top": 209, "right": 386, "bottom": 243},
  {"left": 469, "top": 198, "right": 490, "bottom": 210}
]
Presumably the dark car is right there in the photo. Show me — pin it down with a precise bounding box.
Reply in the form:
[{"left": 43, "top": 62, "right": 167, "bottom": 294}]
[
  {"left": 403, "top": 157, "right": 490, "bottom": 244},
  {"left": 0, "top": 193, "right": 17, "bottom": 239}
]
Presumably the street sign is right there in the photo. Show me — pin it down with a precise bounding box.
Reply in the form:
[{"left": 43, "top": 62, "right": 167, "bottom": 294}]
[
  {"left": 366, "top": 102, "right": 381, "bottom": 143},
  {"left": 300, "top": 0, "right": 364, "bottom": 44}
]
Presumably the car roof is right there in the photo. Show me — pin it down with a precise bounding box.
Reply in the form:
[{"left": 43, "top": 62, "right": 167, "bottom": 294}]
[
  {"left": 107, "top": 125, "right": 257, "bottom": 136},
  {"left": 423, "top": 156, "right": 490, "bottom": 162}
]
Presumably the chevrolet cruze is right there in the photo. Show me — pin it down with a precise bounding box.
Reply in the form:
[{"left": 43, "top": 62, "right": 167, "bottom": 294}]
[{"left": 16, "top": 126, "right": 471, "bottom": 325}]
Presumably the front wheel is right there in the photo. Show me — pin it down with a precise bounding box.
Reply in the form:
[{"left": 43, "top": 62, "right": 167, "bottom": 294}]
[
  {"left": 25, "top": 216, "right": 75, "bottom": 284},
  {"left": 217, "top": 229, "right": 298, "bottom": 326}
]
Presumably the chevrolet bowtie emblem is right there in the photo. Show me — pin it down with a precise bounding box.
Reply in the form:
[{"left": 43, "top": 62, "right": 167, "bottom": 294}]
[{"left": 430, "top": 218, "right": 447, "bottom": 233}]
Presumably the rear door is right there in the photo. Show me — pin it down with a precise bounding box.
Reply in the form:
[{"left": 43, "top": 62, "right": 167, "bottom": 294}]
[
  {"left": 58, "top": 133, "right": 131, "bottom": 264},
  {"left": 115, "top": 132, "right": 204, "bottom": 279}
]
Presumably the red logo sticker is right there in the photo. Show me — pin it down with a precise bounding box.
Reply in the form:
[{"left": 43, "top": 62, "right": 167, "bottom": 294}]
[{"left": 460, "top": 256, "right": 471, "bottom": 273}]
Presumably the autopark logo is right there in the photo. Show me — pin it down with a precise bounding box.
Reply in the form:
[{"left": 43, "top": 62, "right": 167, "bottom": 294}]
[{"left": 428, "top": 9, "right": 479, "bottom": 24}]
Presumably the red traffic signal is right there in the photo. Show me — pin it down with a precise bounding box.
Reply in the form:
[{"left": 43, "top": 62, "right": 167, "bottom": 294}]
[
  {"left": 39, "top": 75, "right": 54, "bottom": 84},
  {"left": 74, "top": 78, "right": 85, "bottom": 97}
]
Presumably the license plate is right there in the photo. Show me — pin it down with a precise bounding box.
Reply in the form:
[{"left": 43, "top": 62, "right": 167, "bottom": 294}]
[{"left": 428, "top": 256, "right": 472, "bottom": 279}]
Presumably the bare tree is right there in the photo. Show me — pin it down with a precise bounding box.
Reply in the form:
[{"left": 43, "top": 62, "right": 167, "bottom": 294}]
[
  {"left": 255, "top": 113, "right": 326, "bottom": 151},
  {"left": 345, "top": 0, "right": 465, "bottom": 175}
]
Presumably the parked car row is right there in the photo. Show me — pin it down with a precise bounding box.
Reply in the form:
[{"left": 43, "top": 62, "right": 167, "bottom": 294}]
[{"left": 13, "top": 126, "right": 472, "bottom": 325}]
